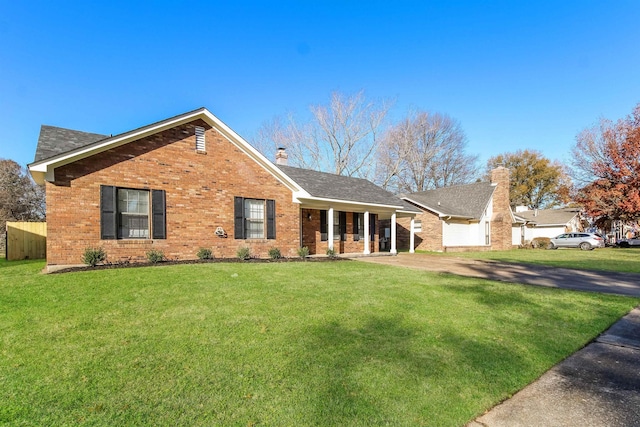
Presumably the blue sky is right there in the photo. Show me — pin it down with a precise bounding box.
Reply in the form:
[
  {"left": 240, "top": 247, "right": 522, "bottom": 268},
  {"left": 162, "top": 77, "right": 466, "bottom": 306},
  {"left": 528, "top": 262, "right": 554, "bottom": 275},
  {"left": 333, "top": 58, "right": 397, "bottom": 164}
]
[{"left": 1, "top": 1, "right": 639, "bottom": 172}]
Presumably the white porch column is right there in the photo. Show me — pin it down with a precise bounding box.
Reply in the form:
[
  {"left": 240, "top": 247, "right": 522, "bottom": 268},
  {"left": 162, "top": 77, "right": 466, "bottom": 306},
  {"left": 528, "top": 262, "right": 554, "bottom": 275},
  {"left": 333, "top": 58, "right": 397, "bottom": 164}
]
[
  {"left": 363, "top": 211, "right": 370, "bottom": 254},
  {"left": 409, "top": 217, "right": 415, "bottom": 253},
  {"left": 390, "top": 212, "right": 397, "bottom": 254},
  {"left": 327, "top": 207, "right": 334, "bottom": 251}
]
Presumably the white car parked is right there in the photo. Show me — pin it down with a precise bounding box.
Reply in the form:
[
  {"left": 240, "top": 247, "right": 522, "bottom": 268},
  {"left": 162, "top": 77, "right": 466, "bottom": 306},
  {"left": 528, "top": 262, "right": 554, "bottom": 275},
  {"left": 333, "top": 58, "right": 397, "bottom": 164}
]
[{"left": 549, "top": 233, "right": 605, "bottom": 250}]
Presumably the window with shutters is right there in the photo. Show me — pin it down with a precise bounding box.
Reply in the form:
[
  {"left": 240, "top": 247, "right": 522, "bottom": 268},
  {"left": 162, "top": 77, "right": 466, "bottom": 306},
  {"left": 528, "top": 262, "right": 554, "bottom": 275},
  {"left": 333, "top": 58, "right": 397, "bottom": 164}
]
[
  {"left": 234, "top": 196, "right": 275, "bottom": 240},
  {"left": 195, "top": 126, "right": 206, "bottom": 152},
  {"left": 100, "top": 185, "right": 166, "bottom": 240}
]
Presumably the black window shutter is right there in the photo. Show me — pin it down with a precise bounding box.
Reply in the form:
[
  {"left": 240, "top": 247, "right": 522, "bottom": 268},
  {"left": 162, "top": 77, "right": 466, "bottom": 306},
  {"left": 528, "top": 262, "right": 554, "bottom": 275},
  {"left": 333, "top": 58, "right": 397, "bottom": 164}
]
[
  {"left": 320, "top": 210, "right": 327, "bottom": 241},
  {"left": 339, "top": 211, "right": 347, "bottom": 241},
  {"left": 353, "top": 213, "right": 360, "bottom": 241},
  {"left": 266, "top": 199, "right": 276, "bottom": 239},
  {"left": 234, "top": 197, "right": 245, "bottom": 239},
  {"left": 152, "top": 190, "right": 166, "bottom": 239},
  {"left": 370, "top": 214, "right": 376, "bottom": 241},
  {"left": 100, "top": 185, "right": 117, "bottom": 240}
]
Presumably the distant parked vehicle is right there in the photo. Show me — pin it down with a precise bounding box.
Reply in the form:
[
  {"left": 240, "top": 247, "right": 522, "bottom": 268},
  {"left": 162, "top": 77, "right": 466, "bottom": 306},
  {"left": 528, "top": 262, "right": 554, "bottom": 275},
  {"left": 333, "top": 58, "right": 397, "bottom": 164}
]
[
  {"left": 549, "top": 232, "right": 605, "bottom": 250},
  {"left": 616, "top": 237, "right": 640, "bottom": 248}
]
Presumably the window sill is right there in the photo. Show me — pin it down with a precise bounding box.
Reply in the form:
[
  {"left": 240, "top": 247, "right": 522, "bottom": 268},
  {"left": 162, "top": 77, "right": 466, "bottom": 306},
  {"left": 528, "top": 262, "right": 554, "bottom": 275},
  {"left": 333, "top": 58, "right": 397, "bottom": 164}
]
[{"left": 106, "top": 239, "right": 156, "bottom": 245}]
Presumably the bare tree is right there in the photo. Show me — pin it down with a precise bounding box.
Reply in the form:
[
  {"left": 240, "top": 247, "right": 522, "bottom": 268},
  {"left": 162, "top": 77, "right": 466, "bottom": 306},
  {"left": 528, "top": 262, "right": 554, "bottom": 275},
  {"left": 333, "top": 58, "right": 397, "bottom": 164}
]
[
  {"left": 252, "top": 114, "right": 319, "bottom": 170},
  {"left": 252, "top": 90, "right": 392, "bottom": 178},
  {"left": 376, "top": 111, "right": 479, "bottom": 192},
  {"left": 0, "top": 159, "right": 46, "bottom": 235}
]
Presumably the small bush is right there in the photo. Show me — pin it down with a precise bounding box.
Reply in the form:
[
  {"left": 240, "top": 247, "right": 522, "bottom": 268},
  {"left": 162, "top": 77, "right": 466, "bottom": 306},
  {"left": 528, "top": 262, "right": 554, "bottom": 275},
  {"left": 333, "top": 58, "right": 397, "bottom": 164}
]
[
  {"left": 297, "top": 246, "right": 310, "bottom": 259},
  {"left": 82, "top": 247, "right": 106, "bottom": 267},
  {"left": 237, "top": 246, "right": 251, "bottom": 260},
  {"left": 326, "top": 248, "right": 338, "bottom": 259},
  {"left": 268, "top": 247, "right": 282, "bottom": 260},
  {"left": 146, "top": 250, "right": 165, "bottom": 264},
  {"left": 531, "top": 237, "right": 551, "bottom": 249},
  {"left": 196, "top": 248, "right": 213, "bottom": 260}
]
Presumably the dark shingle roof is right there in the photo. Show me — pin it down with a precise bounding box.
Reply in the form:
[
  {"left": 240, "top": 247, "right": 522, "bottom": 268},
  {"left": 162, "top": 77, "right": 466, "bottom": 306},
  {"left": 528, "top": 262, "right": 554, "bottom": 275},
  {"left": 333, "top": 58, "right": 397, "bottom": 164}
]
[
  {"left": 277, "top": 164, "right": 408, "bottom": 208},
  {"left": 34, "top": 125, "right": 108, "bottom": 162},
  {"left": 402, "top": 182, "right": 496, "bottom": 219},
  {"left": 517, "top": 208, "right": 579, "bottom": 226}
]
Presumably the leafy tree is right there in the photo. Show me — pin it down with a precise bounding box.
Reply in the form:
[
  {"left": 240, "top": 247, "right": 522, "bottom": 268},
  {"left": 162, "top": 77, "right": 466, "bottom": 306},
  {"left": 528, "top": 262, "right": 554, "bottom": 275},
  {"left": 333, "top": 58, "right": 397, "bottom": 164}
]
[
  {"left": 253, "top": 90, "right": 392, "bottom": 178},
  {"left": 486, "top": 150, "right": 571, "bottom": 209},
  {"left": 375, "top": 111, "right": 479, "bottom": 192},
  {"left": 0, "top": 159, "right": 46, "bottom": 241},
  {"left": 571, "top": 103, "right": 640, "bottom": 223}
]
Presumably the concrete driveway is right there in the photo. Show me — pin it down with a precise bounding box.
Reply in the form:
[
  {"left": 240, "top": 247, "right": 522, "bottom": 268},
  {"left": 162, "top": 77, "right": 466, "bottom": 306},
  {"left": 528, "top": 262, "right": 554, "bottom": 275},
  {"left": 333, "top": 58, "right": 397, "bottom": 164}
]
[
  {"left": 352, "top": 252, "right": 640, "bottom": 427},
  {"left": 355, "top": 252, "right": 640, "bottom": 297}
]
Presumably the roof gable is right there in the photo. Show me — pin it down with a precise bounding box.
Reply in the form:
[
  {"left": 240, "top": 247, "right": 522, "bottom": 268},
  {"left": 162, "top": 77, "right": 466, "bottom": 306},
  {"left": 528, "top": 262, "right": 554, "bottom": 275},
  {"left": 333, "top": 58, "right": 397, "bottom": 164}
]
[
  {"left": 28, "top": 108, "right": 300, "bottom": 191},
  {"left": 402, "top": 181, "right": 496, "bottom": 219}
]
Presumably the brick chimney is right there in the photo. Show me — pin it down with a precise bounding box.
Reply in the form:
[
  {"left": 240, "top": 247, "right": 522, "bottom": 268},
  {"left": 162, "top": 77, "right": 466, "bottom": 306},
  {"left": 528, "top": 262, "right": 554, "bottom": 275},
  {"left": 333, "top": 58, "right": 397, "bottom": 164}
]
[
  {"left": 275, "top": 147, "right": 288, "bottom": 165},
  {"left": 490, "top": 166, "right": 512, "bottom": 250}
]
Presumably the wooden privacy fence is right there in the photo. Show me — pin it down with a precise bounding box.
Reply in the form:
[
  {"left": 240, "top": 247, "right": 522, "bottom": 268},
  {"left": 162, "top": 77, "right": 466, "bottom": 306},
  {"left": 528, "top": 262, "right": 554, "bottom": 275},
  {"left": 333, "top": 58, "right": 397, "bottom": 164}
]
[{"left": 6, "top": 222, "right": 47, "bottom": 260}]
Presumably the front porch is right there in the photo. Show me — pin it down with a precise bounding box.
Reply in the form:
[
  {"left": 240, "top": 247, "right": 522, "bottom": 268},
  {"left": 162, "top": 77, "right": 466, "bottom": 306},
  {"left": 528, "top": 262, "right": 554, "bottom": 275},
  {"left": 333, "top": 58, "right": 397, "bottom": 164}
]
[{"left": 300, "top": 207, "right": 400, "bottom": 256}]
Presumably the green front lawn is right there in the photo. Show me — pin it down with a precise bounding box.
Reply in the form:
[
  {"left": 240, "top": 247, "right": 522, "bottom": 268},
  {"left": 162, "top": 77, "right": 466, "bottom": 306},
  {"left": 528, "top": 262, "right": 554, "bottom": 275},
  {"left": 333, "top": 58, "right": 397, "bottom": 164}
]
[
  {"left": 425, "top": 247, "right": 640, "bottom": 273},
  {"left": 1, "top": 259, "right": 637, "bottom": 426}
]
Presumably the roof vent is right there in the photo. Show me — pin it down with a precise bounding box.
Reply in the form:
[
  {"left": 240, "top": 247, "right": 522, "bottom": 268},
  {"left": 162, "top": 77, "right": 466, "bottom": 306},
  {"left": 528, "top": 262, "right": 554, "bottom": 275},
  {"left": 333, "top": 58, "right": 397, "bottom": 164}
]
[{"left": 195, "top": 126, "right": 205, "bottom": 152}]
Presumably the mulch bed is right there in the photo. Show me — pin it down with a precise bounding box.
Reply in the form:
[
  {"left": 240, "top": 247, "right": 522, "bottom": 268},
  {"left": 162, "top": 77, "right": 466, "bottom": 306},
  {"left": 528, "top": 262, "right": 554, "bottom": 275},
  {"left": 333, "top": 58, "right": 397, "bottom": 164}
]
[{"left": 50, "top": 256, "right": 346, "bottom": 274}]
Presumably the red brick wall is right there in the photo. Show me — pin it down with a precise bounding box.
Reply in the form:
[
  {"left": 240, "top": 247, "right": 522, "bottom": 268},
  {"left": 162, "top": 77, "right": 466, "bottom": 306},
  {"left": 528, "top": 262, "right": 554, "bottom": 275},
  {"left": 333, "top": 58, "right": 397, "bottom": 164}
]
[
  {"left": 46, "top": 119, "right": 301, "bottom": 265},
  {"left": 490, "top": 167, "right": 514, "bottom": 250},
  {"left": 396, "top": 209, "right": 444, "bottom": 252}
]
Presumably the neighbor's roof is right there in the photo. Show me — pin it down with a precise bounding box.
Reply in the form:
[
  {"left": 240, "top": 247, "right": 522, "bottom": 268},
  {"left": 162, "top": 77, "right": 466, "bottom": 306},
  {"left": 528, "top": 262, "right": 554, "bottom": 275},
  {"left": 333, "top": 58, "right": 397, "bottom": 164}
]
[
  {"left": 401, "top": 181, "right": 496, "bottom": 219},
  {"left": 277, "top": 165, "right": 419, "bottom": 211},
  {"left": 517, "top": 208, "right": 580, "bottom": 226},
  {"left": 35, "top": 125, "right": 108, "bottom": 162}
]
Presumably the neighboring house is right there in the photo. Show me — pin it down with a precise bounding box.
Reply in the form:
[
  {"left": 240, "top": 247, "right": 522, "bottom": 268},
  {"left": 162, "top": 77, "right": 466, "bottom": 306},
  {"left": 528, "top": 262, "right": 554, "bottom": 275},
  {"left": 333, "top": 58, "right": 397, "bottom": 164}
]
[
  {"left": 514, "top": 207, "right": 583, "bottom": 243},
  {"left": 28, "top": 108, "right": 418, "bottom": 269},
  {"left": 396, "top": 167, "right": 518, "bottom": 252}
]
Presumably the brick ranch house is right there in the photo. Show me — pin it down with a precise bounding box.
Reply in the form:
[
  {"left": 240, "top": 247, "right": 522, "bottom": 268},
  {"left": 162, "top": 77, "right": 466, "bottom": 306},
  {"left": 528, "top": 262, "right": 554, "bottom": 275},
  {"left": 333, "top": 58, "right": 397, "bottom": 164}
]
[
  {"left": 28, "top": 108, "right": 419, "bottom": 270},
  {"left": 395, "top": 167, "right": 522, "bottom": 252}
]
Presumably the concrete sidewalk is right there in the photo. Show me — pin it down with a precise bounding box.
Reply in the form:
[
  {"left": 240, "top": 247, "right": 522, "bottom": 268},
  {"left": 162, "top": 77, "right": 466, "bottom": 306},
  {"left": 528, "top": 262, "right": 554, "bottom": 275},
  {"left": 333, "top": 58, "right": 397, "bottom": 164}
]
[
  {"left": 352, "top": 253, "right": 640, "bottom": 426},
  {"left": 468, "top": 307, "right": 640, "bottom": 427}
]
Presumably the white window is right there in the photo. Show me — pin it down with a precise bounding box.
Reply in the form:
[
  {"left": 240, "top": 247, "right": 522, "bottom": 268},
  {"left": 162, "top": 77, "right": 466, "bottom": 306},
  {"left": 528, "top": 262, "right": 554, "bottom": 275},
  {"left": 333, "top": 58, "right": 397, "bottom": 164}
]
[
  {"left": 118, "top": 188, "right": 150, "bottom": 238},
  {"left": 195, "top": 126, "right": 206, "bottom": 152},
  {"left": 333, "top": 211, "right": 340, "bottom": 240},
  {"left": 356, "top": 213, "right": 365, "bottom": 240},
  {"left": 244, "top": 199, "right": 265, "bottom": 239},
  {"left": 485, "top": 222, "right": 490, "bottom": 245}
]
